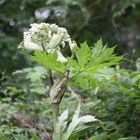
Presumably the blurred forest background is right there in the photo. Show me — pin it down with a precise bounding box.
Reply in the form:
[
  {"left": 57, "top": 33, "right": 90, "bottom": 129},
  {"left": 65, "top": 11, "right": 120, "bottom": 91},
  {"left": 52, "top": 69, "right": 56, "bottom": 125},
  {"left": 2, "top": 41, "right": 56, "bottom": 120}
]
[
  {"left": 1, "top": 0, "right": 140, "bottom": 73},
  {"left": 0, "top": 0, "right": 140, "bottom": 140}
]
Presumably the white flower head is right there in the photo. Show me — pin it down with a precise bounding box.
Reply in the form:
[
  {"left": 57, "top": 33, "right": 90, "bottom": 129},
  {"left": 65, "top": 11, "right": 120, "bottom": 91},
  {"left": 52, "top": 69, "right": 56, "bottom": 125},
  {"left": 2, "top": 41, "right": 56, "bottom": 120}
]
[{"left": 23, "top": 23, "right": 74, "bottom": 63}]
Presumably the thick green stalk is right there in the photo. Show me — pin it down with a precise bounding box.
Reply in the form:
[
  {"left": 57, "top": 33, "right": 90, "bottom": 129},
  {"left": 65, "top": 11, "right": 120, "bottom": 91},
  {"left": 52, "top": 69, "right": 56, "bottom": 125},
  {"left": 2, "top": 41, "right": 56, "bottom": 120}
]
[
  {"left": 50, "top": 70, "right": 69, "bottom": 126},
  {"left": 52, "top": 103, "right": 59, "bottom": 125}
]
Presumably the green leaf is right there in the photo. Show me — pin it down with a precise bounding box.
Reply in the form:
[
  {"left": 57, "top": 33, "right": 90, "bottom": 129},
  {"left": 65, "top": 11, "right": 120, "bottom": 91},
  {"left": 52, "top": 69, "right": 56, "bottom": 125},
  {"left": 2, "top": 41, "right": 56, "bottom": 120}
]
[
  {"left": 68, "top": 57, "right": 80, "bottom": 73},
  {"left": 0, "top": 135, "right": 11, "bottom": 140},
  {"left": 70, "top": 39, "right": 122, "bottom": 91},
  {"left": 33, "top": 51, "right": 67, "bottom": 74},
  {"left": 88, "top": 136, "right": 98, "bottom": 140},
  {"left": 53, "top": 109, "right": 68, "bottom": 140},
  {"left": 53, "top": 104, "right": 97, "bottom": 140},
  {"left": 72, "top": 39, "right": 122, "bottom": 77},
  {"left": 63, "top": 105, "right": 97, "bottom": 140},
  {"left": 76, "top": 75, "right": 89, "bottom": 90},
  {"left": 62, "top": 104, "right": 81, "bottom": 140},
  {"left": 75, "top": 41, "right": 91, "bottom": 68},
  {"left": 118, "top": 137, "right": 137, "bottom": 140},
  {"left": 14, "top": 134, "right": 28, "bottom": 140},
  {"left": 83, "top": 39, "right": 123, "bottom": 74},
  {"left": 31, "top": 132, "right": 41, "bottom": 140}
]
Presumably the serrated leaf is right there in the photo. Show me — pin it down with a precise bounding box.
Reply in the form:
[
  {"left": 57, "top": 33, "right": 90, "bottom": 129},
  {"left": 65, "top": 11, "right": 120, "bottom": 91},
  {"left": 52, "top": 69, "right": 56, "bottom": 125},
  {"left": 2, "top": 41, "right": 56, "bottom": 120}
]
[
  {"left": 71, "top": 39, "right": 122, "bottom": 91},
  {"left": 68, "top": 57, "right": 80, "bottom": 72},
  {"left": 76, "top": 75, "right": 89, "bottom": 90},
  {"left": 33, "top": 51, "right": 67, "bottom": 73},
  {"left": 75, "top": 42, "right": 91, "bottom": 68},
  {"left": 82, "top": 39, "right": 123, "bottom": 74}
]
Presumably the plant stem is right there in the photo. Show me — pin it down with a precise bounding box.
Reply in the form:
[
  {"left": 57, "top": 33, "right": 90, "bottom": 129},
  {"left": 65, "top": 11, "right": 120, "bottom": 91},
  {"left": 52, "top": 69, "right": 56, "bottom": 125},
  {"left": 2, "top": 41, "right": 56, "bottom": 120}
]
[
  {"left": 50, "top": 70, "right": 70, "bottom": 127},
  {"left": 52, "top": 103, "right": 59, "bottom": 125},
  {"left": 48, "top": 69, "right": 54, "bottom": 88}
]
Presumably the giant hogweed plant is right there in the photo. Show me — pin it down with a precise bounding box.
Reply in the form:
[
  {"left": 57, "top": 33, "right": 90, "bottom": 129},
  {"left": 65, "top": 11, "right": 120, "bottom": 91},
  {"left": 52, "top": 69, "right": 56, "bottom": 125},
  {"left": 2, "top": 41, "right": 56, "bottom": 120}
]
[{"left": 19, "top": 23, "right": 122, "bottom": 139}]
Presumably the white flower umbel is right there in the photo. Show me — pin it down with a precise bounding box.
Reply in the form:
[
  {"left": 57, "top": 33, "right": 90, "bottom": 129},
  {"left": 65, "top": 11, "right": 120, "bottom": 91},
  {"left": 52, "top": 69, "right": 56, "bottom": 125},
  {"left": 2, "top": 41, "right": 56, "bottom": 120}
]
[{"left": 23, "top": 23, "right": 75, "bottom": 63}]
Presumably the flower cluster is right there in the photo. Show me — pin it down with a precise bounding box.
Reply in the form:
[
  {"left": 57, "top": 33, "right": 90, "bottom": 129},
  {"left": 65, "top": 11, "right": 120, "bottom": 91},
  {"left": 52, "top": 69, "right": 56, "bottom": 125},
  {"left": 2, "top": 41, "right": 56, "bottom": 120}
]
[{"left": 23, "top": 23, "right": 75, "bottom": 63}]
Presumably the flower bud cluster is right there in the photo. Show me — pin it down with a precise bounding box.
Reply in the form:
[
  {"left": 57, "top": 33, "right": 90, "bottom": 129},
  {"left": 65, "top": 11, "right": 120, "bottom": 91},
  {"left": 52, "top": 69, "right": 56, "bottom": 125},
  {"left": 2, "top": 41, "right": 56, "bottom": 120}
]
[{"left": 23, "top": 23, "right": 75, "bottom": 63}]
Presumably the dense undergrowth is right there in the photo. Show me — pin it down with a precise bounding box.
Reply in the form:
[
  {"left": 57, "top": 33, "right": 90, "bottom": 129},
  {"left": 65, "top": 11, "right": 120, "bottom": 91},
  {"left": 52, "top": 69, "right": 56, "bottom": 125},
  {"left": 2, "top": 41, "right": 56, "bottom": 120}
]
[
  {"left": 0, "top": 38, "right": 140, "bottom": 139},
  {"left": 0, "top": 0, "right": 140, "bottom": 140}
]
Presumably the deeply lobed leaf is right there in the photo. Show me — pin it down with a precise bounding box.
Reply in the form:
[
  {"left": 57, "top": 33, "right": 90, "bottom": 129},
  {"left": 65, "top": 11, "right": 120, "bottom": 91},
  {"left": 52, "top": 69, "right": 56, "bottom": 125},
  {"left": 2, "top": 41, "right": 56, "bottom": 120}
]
[{"left": 33, "top": 51, "right": 67, "bottom": 73}]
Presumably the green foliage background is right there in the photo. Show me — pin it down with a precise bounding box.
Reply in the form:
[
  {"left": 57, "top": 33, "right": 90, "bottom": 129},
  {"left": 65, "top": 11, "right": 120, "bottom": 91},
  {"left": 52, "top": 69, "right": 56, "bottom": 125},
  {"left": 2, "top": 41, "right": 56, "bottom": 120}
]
[
  {"left": 0, "top": 0, "right": 140, "bottom": 140},
  {"left": 0, "top": 0, "right": 140, "bottom": 72}
]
